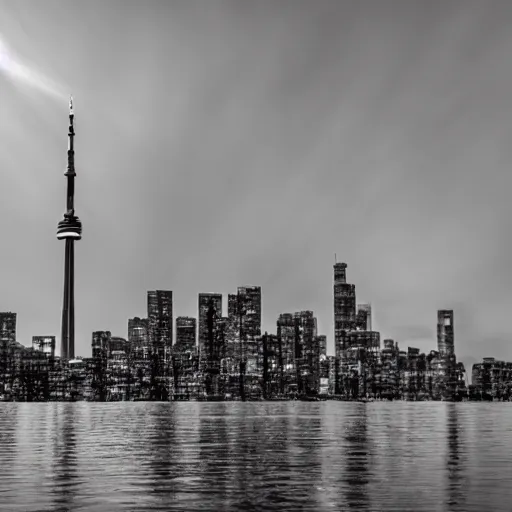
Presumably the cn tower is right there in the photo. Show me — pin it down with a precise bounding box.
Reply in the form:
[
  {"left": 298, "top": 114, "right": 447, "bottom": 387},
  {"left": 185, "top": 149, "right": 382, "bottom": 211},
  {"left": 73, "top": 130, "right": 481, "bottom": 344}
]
[{"left": 56, "top": 98, "right": 82, "bottom": 360}]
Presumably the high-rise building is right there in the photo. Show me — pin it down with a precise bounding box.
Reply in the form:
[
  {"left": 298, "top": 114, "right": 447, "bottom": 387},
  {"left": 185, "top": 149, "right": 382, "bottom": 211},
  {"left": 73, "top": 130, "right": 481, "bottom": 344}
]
[
  {"left": 176, "top": 317, "right": 196, "bottom": 353},
  {"left": 228, "top": 294, "right": 238, "bottom": 320},
  {"left": 295, "top": 311, "right": 319, "bottom": 393},
  {"left": 147, "top": 290, "right": 173, "bottom": 359},
  {"left": 57, "top": 98, "right": 83, "bottom": 360},
  {"left": 356, "top": 304, "right": 372, "bottom": 331},
  {"left": 437, "top": 310, "right": 454, "bottom": 357},
  {"left": 0, "top": 312, "right": 16, "bottom": 345},
  {"left": 333, "top": 262, "right": 356, "bottom": 358},
  {"left": 198, "top": 293, "right": 222, "bottom": 360},
  {"left": 92, "top": 331, "right": 111, "bottom": 359},
  {"left": 128, "top": 317, "right": 149, "bottom": 358},
  {"left": 237, "top": 286, "right": 262, "bottom": 338},
  {"left": 317, "top": 335, "right": 327, "bottom": 357},
  {"left": 32, "top": 336, "right": 56, "bottom": 358},
  {"left": 277, "top": 313, "right": 296, "bottom": 370},
  {"left": 224, "top": 295, "right": 240, "bottom": 367}
]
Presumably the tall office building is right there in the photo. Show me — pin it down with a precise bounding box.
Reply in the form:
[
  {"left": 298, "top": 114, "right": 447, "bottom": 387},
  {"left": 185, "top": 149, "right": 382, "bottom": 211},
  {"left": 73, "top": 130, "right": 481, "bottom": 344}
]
[
  {"left": 237, "top": 286, "right": 262, "bottom": 338},
  {"left": 225, "top": 294, "right": 240, "bottom": 364},
  {"left": 92, "top": 331, "right": 111, "bottom": 359},
  {"left": 276, "top": 313, "right": 296, "bottom": 370},
  {"left": 0, "top": 312, "right": 16, "bottom": 345},
  {"left": 317, "top": 335, "right": 327, "bottom": 357},
  {"left": 333, "top": 262, "right": 356, "bottom": 358},
  {"left": 228, "top": 294, "right": 238, "bottom": 320},
  {"left": 356, "top": 304, "right": 372, "bottom": 331},
  {"left": 57, "top": 99, "right": 83, "bottom": 360},
  {"left": 198, "top": 293, "right": 222, "bottom": 360},
  {"left": 32, "top": 336, "right": 56, "bottom": 358},
  {"left": 128, "top": 317, "right": 149, "bottom": 358},
  {"left": 147, "top": 290, "right": 173, "bottom": 359},
  {"left": 437, "top": 310, "right": 454, "bottom": 357},
  {"left": 176, "top": 317, "right": 196, "bottom": 353}
]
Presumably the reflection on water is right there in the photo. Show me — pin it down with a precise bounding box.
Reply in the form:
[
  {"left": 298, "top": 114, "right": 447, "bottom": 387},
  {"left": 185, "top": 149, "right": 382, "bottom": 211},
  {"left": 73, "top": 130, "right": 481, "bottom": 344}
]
[
  {"left": 1, "top": 403, "right": 512, "bottom": 511},
  {"left": 343, "top": 405, "right": 370, "bottom": 510},
  {"left": 446, "top": 405, "right": 466, "bottom": 512}
]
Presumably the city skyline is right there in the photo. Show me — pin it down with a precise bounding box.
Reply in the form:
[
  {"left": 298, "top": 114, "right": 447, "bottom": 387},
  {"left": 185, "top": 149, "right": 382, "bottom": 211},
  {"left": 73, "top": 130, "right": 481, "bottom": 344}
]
[{"left": 2, "top": 1, "right": 512, "bottom": 365}]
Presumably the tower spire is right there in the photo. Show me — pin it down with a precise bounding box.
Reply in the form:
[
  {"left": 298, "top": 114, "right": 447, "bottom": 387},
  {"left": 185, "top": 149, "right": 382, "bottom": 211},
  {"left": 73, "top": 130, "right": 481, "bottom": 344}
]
[{"left": 65, "top": 95, "right": 76, "bottom": 182}]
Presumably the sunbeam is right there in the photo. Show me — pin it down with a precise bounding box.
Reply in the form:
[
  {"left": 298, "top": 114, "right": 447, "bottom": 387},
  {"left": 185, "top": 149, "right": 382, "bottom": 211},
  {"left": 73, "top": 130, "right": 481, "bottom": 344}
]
[{"left": 0, "top": 35, "right": 68, "bottom": 101}]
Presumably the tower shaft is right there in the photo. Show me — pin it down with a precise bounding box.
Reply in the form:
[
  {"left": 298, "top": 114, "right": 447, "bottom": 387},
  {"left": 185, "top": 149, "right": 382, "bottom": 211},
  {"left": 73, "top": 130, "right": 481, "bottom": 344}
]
[{"left": 60, "top": 240, "right": 75, "bottom": 360}]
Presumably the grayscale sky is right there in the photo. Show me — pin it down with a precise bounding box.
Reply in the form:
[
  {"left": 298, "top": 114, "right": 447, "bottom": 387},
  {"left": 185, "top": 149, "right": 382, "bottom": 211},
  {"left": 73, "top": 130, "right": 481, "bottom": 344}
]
[{"left": 1, "top": 0, "right": 511, "bottom": 365}]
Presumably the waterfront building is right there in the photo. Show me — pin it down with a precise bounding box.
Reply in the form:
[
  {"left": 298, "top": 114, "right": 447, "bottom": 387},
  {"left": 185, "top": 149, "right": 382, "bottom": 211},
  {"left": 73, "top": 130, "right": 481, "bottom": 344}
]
[
  {"left": 437, "top": 310, "right": 454, "bottom": 357},
  {"left": 237, "top": 286, "right": 262, "bottom": 338},
  {"left": 147, "top": 290, "right": 173, "bottom": 360},
  {"left": 333, "top": 262, "right": 357, "bottom": 359},
  {"left": 92, "top": 331, "right": 111, "bottom": 359},
  {"left": 198, "top": 293, "right": 222, "bottom": 361},
  {"left": 128, "top": 317, "right": 149, "bottom": 359},
  {"left": 175, "top": 317, "right": 196, "bottom": 354},
  {"left": 0, "top": 313, "right": 17, "bottom": 396},
  {"left": 276, "top": 313, "right": 297, "bottom": 392},
  {"left": 471, "top": 357, "right": 512, "bottom": 400}
]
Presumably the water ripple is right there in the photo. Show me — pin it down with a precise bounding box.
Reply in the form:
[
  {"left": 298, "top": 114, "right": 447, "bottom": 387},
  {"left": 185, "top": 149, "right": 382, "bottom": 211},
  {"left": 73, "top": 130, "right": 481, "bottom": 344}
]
[{"left": 0, "top": 402, "right": 511, "bottom": 511}]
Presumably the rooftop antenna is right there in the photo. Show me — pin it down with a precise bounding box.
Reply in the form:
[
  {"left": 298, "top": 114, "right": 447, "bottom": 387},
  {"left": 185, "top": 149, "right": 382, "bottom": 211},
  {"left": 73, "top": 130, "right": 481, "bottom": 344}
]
[{"left": 334, "top": 253, "right": 337, "bottom": 264}]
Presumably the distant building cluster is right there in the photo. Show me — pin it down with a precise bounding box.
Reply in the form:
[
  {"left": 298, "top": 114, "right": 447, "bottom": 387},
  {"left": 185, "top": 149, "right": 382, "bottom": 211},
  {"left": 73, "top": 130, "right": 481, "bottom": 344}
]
[{"left": 3, "top": 262, "right": 506, "bottom": 402}]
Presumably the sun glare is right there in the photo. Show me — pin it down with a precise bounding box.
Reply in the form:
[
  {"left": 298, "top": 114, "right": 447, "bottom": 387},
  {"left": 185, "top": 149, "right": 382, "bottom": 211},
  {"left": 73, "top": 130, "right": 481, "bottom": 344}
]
[
  {"left": 0, "top": 38, "right": 11, "bottom": 70},
  {"left": 0, "top": 35, "right": 68, "bottom": 101}
]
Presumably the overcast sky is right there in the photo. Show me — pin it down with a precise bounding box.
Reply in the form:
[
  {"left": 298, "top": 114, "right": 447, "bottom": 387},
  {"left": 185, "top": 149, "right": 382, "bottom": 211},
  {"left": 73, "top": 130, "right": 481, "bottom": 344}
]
[{"left": 1, "top": 0, "right": 512, "bottom": 363}]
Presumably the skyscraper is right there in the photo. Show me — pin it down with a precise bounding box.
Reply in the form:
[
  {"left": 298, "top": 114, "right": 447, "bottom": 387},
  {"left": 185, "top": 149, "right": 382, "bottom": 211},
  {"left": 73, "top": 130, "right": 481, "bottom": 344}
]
[
  {"left": 147, "top": 290, "right": 173, "bottom": 359},
  {"left": 128, "top": 317, "right": 149, "bottom": 358},
  {"left": 92, "top": 331, "right": 111, "bottom": 359},
  {"left": 277, "top": 313, "right": 296, "bottom": 371},
  {"left": 356, "top": 304, "right": 372, "bottom": 331},
  {"left": 333, "top": 262, "right": 356, "bottom": 358},
  {"left": 176, "top": 317, "right": 196, "bottom": 353},
  {"left": 237, "top": 286, "right": 262, "bottom": 338},
  {"left": 57, "top": 98, "right": 82, "bottom": 360},
  {"left": 437, "top": 310, "right": 454, "bottom": 357},
  {"left": 198, "top": 293, "right": 222, "bottom": 360}
]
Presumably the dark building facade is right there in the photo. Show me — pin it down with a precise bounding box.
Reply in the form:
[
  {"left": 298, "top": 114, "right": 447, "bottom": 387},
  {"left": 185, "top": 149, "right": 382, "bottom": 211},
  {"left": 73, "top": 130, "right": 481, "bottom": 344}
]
[
  {"left": 0, "top": 312, "right": 16, "bottom": 345},
  {"left": 333, "top": 262, "right": 357, "bottom": 359},
  {"left": 437, "top": 310, "right": 454, "bottom": 357},
  {"left": 175, "top": 317, "right": 196, "bottom": 354},
  {"left": 277, "top": 313, "right": 296, "bottom": 372},
  {"left": 356, "top": 304, "right": 372, "bottom": 331},
  {"left": 198, "top": 293, "right": 222, "bottom": 361},
  {"left": 92, "top": 331, "right": 111, "bottom": 359},
  {"left": 128, "top": 317, "right": 149, "bottom": 359},
  {"left": 237, "top": 286, "right": 262, "bottom": 338},
  {"left": 147, "top": 290, "right": 173, "bottom": 360}
]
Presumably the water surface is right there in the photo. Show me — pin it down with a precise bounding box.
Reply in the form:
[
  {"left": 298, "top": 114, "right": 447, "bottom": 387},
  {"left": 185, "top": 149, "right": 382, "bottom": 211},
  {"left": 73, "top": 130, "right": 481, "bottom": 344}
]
[{"left": 0, "top": 402, "right": 511, "bottom": 511}]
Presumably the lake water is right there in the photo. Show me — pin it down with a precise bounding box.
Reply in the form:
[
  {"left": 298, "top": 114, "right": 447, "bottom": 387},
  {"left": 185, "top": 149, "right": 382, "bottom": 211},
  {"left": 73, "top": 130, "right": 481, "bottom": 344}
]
[{"left": 0, "top": 402, "right": 511, "bottom": 511}]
